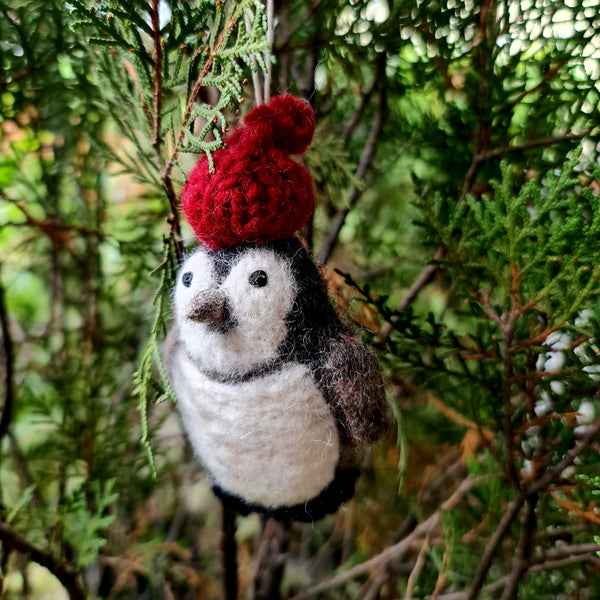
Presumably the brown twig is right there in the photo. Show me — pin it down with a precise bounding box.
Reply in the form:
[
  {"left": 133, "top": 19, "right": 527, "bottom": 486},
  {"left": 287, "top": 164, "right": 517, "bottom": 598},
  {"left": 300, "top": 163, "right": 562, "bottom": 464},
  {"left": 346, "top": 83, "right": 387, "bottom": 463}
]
[
  {"left": 249, "top": 518, "right": 290, "bottom": 600},
  {"left": 465, "top": 492, "right": 526, "bottom": 600},
  {"left": 406, "top": 532, "right": 431, "bottom": 600},
  {"left": 481, "top": 128, "right": 597, "bottom": 161},
  {"left": 150, "top": 0, "right": 163, "bottom": 157},
  {"left": 361, "top": 565, "right": 390, "bottom": 600},
  {"left": 377, "top": 247, "right": 446, "bottom": 342},
  {"left": 500, "top": 495, "right": 538, "bottom": 600},
  {"left": 431, "top": 548, "right": 450, "bottom": 600},
  {"left": 122, "top": 58, "right": 153, "bottom": 127},
  {"left": 289, "top": 476, "right": 478, "bottom": 600},
  {"left": 0, "top": 522, "right": 85, "bottom": 600},
  {"left": 528, "top": 416, "right": 600, "bottom": 495},
  {"left": 509, "top": 59, "right": 568, "bottom": 107},
  {"left": 341, "top": 79, "right": 378, "bottom": 144}
]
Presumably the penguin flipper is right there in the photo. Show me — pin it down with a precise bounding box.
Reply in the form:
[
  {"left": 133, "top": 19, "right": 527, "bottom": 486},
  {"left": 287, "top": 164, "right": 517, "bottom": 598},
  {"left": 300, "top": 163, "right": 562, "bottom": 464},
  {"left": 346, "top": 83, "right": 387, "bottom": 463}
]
[{"left": 322, "top": 333, "right": 390, "bottom": 446}]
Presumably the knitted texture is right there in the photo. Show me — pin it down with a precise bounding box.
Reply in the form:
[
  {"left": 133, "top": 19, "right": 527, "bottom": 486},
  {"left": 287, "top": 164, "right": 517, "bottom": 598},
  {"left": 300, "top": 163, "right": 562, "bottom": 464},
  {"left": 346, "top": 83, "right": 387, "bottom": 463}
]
[{"left": 181, "top": 95, "right": 316, "bottom": 250}]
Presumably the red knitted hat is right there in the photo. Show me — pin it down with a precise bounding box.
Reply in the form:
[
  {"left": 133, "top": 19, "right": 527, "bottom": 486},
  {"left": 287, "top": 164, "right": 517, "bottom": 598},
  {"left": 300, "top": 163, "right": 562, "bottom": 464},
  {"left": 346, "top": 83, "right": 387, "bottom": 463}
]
[{"left": 181, "top": 95, "right": 316, "bottom": 250}]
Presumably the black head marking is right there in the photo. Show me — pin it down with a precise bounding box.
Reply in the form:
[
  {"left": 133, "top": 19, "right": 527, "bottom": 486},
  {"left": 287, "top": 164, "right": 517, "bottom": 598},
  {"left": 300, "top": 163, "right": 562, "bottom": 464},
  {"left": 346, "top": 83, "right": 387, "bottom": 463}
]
[
  {"left": 265, "top": 238, "right": 346, "bottom": 363},
  {"left": 209, "top": 245, "right": 248, "bottom": 283}
]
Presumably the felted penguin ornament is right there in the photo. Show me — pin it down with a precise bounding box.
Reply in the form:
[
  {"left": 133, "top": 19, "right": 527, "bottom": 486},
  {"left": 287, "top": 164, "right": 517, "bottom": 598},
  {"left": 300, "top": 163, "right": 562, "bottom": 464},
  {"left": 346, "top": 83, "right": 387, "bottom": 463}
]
[{"left": 165, "top": 95, "right": 389, "bottom": 522}]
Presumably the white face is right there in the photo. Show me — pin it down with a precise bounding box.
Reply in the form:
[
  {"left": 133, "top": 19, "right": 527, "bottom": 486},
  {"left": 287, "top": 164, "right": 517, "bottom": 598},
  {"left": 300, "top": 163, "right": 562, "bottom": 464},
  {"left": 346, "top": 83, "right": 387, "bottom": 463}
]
[{"left": 173, "top": 245, "right": 296, "bottom": 375}]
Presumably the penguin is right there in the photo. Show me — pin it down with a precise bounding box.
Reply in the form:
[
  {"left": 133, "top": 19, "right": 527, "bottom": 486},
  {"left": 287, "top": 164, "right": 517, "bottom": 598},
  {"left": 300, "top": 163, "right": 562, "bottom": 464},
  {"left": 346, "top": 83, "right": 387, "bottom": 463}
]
[
  {"left": 164, "top": 237, "right": 389, "bottom": 522},
  {"left": 164, "top": 94, "right": 389, "bottom": 521}
]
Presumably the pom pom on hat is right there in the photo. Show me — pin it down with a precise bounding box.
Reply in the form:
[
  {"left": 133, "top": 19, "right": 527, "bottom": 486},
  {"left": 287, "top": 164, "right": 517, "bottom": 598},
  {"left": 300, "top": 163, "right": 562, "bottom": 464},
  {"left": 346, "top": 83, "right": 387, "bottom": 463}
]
[{"left": 182, "top": 95, "right": 316, "bottom": 250}]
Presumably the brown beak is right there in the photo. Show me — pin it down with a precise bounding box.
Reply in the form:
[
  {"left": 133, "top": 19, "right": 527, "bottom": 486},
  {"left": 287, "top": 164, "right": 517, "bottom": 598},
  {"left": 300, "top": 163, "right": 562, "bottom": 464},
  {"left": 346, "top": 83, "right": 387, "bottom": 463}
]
[{"left": 187, "top": 288, "right": 230, "bottom": 324}]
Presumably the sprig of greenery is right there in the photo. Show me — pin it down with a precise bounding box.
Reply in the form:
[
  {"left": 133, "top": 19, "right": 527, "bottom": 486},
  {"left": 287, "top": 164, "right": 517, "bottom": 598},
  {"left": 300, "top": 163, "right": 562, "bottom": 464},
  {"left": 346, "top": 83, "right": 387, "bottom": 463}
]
[
  {"left": 60, "top": 479, "right": 119, "bottom": 568},
  {"left": 70, "top": 0, "right": 269, "bottom": 178},
  {"left": 134, "top": 233, "right": 179, "bottom": 476}
]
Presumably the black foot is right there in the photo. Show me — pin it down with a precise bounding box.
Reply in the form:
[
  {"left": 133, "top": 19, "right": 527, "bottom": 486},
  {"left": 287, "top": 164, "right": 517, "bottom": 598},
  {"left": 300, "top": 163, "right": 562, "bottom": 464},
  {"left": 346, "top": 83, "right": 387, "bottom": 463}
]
[{"left": 212, "top": 468, "right": 360, "bottom": 523}]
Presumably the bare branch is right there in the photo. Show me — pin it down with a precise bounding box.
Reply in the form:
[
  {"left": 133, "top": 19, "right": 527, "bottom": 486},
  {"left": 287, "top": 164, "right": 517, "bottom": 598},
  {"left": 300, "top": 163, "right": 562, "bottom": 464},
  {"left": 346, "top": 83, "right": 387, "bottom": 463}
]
[
  {"left": 0, "top": 522, "right": 85, "bottom": 600},
  {"left": 290, "top": 476, "right": 478, "bottom": 600},
  {"left": 406, "top": 532, "right": 431, "bottom": 600},
  {"left": 528, "top": 416, "right": 600, "bottom": 495},
  {"left": 500, "top": 495, "right": 538, "bottom": 600},
  {"left": 465, "top": 492, "right": 526, "bottom": 600},
  {"left": 248, "top": 517, "right": 290, "bottom": 600},
  {"left": 431, "top": 545, "right": 600, "bottom": 600},
  {"left": 341, "top": 79, "right": 378, "bottom": 144}
]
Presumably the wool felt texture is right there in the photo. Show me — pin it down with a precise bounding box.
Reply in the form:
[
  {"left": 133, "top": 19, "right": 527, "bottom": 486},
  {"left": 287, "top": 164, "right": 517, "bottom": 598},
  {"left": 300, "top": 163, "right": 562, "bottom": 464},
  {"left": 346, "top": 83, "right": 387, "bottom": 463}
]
[
  {"left": 169, "top": 95, "right": 388, "bottom": 521},
  {"left": 165, "top": 238, "right": 389, "bottom": 521},
  {"left": 212, "top": 467, "right": 360, "bottom": 523},
  {"left": 181, "top": 95, "right": 315, "bottom": 250}
]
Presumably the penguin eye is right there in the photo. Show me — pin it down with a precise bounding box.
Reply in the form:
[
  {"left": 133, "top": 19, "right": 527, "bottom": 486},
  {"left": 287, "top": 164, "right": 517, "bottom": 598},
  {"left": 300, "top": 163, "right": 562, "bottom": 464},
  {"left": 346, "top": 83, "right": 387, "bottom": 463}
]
[
  {"left": 182, "top": 271, "right": 193, "bottom": 287},
  {"left": 249, "top": 270, "right": 268, "bottom": 287}
]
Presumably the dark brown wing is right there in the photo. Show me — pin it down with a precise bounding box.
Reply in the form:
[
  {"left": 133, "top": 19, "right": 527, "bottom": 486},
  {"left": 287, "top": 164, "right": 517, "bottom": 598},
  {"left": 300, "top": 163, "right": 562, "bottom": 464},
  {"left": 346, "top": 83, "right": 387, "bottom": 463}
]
[{"left": 320, "top": 333, "right": 390, "bottom": 446}]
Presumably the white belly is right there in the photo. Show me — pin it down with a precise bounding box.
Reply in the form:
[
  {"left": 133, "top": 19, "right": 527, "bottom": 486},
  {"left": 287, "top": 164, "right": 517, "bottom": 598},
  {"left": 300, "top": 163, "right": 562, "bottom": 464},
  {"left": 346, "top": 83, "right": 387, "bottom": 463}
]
[{"left": 170, "top": 348, "right": 340, "bottom": 507}]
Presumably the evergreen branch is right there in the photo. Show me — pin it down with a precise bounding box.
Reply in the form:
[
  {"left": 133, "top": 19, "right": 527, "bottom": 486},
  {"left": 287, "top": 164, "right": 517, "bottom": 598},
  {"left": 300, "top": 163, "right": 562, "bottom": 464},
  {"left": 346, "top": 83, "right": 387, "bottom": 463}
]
[
  {"left": 135, "top": 234, "right": 178, "bottom": 475},
  {"left": 0, "top": 522, "right": 85, "bottom": 600},
  {"left": 162, "top": 5, "right": 245, "bottom": 180},
  {"left": 318, "top": 54, "right": 387, "bottom": 264},
  {"left": 437, "top": 542, "right": 600, "bottom": 600},
  {"left": 122, "top": 57, "right": 153, "bottom": 130},
  {"left": 466, "top": 416, "right": 600, "bottom": 600},
  {"left": 528, "top": 416, "right": 600, "bottom": 496},
  {"left": 151, "top": 0, "right": 162, "bottom": 157},
  {"left": 378, "top": 247, "right": 446, "bottom": 343},
  {"left": 481, "top": 128, "right": 597, "bottom": 160}
]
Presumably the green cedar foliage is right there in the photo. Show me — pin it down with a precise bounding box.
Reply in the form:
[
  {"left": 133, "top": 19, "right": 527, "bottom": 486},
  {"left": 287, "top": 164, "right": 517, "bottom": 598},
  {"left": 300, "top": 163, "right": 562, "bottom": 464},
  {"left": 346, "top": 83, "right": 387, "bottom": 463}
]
[
  {"left": 0, "top": 0, "right": 159, "bottom": 592},
  {"left": 0, "top": 0, "right": 267, "bottom": 596}
]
